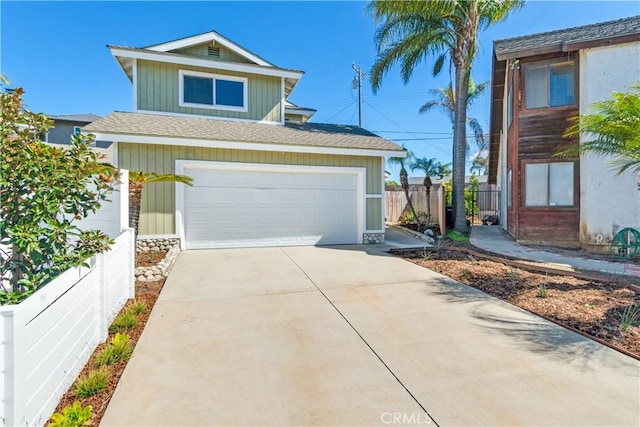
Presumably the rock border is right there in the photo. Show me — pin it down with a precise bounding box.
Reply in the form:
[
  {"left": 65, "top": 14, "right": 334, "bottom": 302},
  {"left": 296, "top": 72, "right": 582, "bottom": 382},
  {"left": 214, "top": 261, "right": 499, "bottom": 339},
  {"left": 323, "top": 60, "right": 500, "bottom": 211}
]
[{"left": 135, "top": 238, "right": 181, "bottom": 282}]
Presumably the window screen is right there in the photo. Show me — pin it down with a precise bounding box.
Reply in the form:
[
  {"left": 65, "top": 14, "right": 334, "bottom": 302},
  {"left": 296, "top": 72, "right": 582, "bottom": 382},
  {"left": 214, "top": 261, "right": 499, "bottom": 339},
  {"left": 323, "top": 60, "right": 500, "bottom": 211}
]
[
  {"left": 525, "top": 162, "right": 574, "bottom": 207},
  {"left": 184, "top": 76, "right": 213, "bottom": 105},
  {"left": 525, "top": 66, "right": 548, "bottom": 109},
  {"left": 549, "top": 63, "right": 574, "bottom": 107}
]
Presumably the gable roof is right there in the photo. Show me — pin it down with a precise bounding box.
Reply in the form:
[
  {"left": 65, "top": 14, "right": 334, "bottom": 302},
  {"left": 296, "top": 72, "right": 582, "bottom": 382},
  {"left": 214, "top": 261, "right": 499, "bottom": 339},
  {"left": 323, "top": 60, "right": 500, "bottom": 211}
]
[
  {"left": 47, "top": 113, "right": 102, "bottom": 123},
  {"left": 144, "top": 30, "right": 274, "bottom": 67},
  {"left": 83, "top": 112, "right": 405, "bottom": 156},
  {"left": 494, "top": 15, "right": 640, "bottom": 60}
]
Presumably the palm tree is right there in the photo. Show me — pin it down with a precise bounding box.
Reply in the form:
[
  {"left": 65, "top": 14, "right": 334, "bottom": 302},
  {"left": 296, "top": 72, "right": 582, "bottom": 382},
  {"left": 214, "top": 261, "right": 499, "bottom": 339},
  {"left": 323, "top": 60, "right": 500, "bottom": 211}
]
[
  {"left": 129, "top": 171, "right": 193, "bottom": 236},
  {"left": 436, "top": 162, "right": 452, "bottom": 178},
  {"left": 388, "top": 154, "right": 421, "bottom": 226},
  {"left": 368, "top": 0, "right": 524, "bottom": 233},
  {"left": 562, "top": 83, "right": 640, "bottom": 177},
  {"left": 470, "top": 152, "right": 488, "bottom": 175},
  {"left": 410, "top": 157, "right": 440, "bottom": 225},
  {"left": 419, "top": 80, "right": 489, "bottom": 154}
]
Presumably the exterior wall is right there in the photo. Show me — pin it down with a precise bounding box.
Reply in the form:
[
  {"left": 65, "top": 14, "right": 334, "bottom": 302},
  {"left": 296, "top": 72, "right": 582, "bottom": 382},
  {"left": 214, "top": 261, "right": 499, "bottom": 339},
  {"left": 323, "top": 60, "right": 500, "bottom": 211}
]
[
  {"left": 502, "top": 52, "right": 581, "bottom": 247},
  {"left": 47, "top": 121, "right": 81, "bottom": 144},
  {"left": 173, "top": 44, "right": 250, "bottom": 63},
  {"left": 118, "top": 143, "right": 383, "bottom": 235},
  {"left": 579, "top": 41, "right": 640, "bottom": 251},
  {"left": 136, "top": 60, "right": 282, "bottom": 122}
]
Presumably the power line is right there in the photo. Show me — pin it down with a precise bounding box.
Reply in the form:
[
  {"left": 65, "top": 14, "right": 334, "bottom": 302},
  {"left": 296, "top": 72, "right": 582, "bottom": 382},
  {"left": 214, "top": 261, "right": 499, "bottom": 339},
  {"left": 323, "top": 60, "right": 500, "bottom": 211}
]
[
  {"left": 320, "top": 100, "right": 357, "bottom": 123},
  {"left": 371, "top": 130, "right": 453, "bottom": 135},
  {"left": 363, "top": 100, "right": 450, "bottom": 156}
]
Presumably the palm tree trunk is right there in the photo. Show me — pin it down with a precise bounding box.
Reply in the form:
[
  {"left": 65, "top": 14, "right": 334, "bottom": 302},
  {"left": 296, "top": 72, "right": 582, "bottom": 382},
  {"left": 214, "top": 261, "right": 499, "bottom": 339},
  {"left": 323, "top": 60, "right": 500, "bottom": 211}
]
[
  {"left": 129, "top": 181, "right": 144, "bottom": 237},
  {"left": 453, "top": 61, "right": 471, "bottom": 233},
  {"left": 400, "top": 167, "right": 420, "bottom": 228},
  {"left": 424, "top": 176, "right": 432, "bottom": 226}
]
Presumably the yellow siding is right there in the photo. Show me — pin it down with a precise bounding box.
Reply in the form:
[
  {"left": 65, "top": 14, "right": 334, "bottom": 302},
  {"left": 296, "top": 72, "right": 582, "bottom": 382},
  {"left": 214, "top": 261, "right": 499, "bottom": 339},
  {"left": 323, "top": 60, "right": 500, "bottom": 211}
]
[
  {"left": 137, "top": 60, "right": 281, "bottom": 122},
  {"left": 119, "top": 143, "right": 383, "bottom": 235}
]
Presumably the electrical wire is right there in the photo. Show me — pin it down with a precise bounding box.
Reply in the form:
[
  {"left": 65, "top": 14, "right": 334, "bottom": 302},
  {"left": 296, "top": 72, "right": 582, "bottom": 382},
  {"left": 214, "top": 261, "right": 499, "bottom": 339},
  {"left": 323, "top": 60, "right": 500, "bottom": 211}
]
[{"left": 320, "top": 100, "right": 357, "bottom": 123}]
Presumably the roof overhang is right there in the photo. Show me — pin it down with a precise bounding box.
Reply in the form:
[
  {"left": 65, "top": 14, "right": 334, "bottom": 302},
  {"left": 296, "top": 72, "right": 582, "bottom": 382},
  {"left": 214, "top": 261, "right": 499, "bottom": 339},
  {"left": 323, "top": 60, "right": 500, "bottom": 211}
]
[
  {"left": 90, "top": 132, "right": 407, "bottom": 158},
  {"left": 109, "top": 46, "right": 303, "bottom": 96},
  {"left": 285, "top": 107, "right": 317, "bottom": 116}
]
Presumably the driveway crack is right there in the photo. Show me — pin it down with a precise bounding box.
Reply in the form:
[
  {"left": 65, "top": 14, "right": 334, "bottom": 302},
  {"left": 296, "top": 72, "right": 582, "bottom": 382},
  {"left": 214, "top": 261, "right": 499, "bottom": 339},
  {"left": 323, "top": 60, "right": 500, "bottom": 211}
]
[{"left": 281, "top": 248, "right": 440, "bottom": 427}]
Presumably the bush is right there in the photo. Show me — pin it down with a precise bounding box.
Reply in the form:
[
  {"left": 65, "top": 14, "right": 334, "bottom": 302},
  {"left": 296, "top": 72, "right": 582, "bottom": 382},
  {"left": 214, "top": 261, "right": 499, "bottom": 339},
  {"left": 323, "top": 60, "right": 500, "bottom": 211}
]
[
  {"left": 95, "top": 333, "right": 133, "bottom": 366},
  {"left": 109, "top": 312, "right": 138, "bottom": 333},
  {"left": 125, "top": 300, "right": 147, "bottom": 316},
  {"left": 49, "top": 401, "right": 92, "bottom": 426},
  {"left": 398, "top": 210, "right": 429, "bottom": 225},
  {"left": 75, "top": 367, "right": 109, "bottom": 398}
]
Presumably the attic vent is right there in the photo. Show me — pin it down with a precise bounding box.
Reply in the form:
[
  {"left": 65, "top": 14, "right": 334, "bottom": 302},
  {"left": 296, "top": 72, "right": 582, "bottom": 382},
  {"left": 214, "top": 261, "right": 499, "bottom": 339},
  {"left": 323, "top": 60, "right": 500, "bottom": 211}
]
[{"left": 208, "top": 46, "right": 220, "bottom": 57}]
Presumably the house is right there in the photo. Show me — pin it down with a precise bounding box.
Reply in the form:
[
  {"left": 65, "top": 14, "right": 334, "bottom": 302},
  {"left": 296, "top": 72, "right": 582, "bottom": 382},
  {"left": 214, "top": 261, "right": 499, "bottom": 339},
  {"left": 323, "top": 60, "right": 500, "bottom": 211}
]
[
  {"left": 83, "top": 30, "right": 405, "bottom": 249},
  {"left": 45, "top": 113, "right": 102, "bottom": 144},
  {"left": 488, "top": 16, "right": 640, "bottom": 250}
]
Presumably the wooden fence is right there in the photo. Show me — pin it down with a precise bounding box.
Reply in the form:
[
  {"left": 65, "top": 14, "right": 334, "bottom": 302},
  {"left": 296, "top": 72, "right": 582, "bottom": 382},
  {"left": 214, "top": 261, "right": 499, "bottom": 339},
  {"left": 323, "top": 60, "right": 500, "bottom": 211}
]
[{"left": 385, "top": 184, "right": 446, "bottom": 235}]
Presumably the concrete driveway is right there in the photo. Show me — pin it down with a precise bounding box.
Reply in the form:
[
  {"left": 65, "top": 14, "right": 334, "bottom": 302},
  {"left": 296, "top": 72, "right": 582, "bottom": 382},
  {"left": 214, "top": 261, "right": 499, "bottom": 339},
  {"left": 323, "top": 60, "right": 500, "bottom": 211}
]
[{"left": 101, "top": 244, "right": 639, "bottom": 426}]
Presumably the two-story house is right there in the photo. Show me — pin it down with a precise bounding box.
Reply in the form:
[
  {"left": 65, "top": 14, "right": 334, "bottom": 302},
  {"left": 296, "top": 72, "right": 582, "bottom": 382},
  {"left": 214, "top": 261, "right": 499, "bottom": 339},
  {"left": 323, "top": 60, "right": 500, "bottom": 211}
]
[
  {"left": 488, "top": 16, "right": 640, "bottom": 251},
  {"left": 84, "top": 31, "right": 405, "bottom": 249}
]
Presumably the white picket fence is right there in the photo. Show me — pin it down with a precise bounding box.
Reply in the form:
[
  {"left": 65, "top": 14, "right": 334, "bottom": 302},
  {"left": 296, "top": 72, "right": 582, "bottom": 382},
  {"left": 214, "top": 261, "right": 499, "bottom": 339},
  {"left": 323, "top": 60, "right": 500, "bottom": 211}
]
[{"left": 0, "top": 170, "right": 134, "bottom": 426}]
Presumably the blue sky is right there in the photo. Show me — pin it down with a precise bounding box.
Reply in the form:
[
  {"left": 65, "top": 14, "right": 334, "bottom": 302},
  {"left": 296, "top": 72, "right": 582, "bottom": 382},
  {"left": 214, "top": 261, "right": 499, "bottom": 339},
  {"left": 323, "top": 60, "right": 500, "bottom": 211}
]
[{"left": 2, "top": 1, "right": 638, "bottom": 179}]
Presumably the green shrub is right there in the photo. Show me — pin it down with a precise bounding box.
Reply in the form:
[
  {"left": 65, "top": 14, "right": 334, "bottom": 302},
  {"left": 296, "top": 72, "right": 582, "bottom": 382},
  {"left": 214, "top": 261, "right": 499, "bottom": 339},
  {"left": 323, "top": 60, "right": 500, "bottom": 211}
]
[
  {"left": 125, "top": 300, "right": 147, "bottom": 316},
  {"left": 109, "top": 312, "right": 138, "bottom": 333},
  {"left": 75, "top": 367, "right": 109, "bottom": 398},
  {"left": 398, "top": 210, "right": 429, "bottom": 225},
  {"left": 95, "top": 333, "right": 133, "bottom": 366},
  {"left": 618, "top": 303, "right": 640, "bottom": 332},
  {"left": 49, "top": 401, "right": 92, "bottom": 426}
]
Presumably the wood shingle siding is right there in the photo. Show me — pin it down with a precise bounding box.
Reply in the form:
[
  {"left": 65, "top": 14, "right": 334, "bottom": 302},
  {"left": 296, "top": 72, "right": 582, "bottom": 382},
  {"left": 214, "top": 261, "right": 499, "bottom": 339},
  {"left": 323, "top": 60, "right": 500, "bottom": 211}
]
[
  {"left": 137, "top": 60, "right": 282, "bottom": 122},
  {"left": 119, "top": 143, "right": 383, "bottom": 235}
]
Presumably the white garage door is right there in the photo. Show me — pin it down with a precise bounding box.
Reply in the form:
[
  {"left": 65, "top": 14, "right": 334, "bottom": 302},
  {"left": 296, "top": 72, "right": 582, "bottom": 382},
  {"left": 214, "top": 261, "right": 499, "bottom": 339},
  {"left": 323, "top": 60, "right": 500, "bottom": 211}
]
[{"left": 179, "top": 162, "right": 363, "bottom": 249}]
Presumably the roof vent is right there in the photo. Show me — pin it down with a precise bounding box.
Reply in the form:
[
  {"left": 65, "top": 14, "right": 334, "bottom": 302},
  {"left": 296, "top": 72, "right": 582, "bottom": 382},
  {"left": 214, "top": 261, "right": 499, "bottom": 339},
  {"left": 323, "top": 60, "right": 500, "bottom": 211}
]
[{"left": 208, "top": 46, "right": 220, "bottom": 58}]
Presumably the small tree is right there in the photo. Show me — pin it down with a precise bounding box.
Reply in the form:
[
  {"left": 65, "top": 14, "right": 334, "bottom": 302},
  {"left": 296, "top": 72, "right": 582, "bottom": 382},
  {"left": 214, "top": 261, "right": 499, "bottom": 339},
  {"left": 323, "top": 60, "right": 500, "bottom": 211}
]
[
  {"left": 562, "top": 83, "right": 640, "bottom": 176},
  {"left": 128, "top": 172, "right": 193, "bottom": 237},
  {"left": 388, "top": 154, "right": 421, "bottom": 227},
  {"left": 410, "top": 157, "right": 440, "bottom": 226},
  {"left": 0, "top": 88, "right": 116, "bottom": 304}
]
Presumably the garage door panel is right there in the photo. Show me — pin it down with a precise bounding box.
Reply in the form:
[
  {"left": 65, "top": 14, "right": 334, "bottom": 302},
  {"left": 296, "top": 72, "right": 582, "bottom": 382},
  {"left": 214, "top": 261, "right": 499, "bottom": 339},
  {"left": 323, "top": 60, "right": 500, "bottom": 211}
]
[{"left": 182, "top": 164, "right": 361, "bottom": 249}]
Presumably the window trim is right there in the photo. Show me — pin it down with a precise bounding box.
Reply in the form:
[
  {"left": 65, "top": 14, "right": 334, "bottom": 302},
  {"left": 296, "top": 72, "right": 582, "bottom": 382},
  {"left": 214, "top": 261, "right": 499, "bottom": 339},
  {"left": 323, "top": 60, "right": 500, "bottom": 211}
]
[
  {"left": 522, "top": 160, "right": 577, "bottom": 209},
  {"left": 73, "top": 126, "right": 82, "bottom": 136},
  {"left": 522, "top": 59, "right": 576, "bottom": 112},
  {"left": 178, "top": 69, "right": 248, "bottom": 113}
]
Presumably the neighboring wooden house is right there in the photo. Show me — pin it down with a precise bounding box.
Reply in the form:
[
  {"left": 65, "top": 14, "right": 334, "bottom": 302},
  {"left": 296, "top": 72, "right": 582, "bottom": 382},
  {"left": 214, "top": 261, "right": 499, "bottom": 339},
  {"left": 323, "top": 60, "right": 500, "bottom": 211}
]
[
  {"left": 84, "top": 30, "right": 405, "bottom": 249},
  {"left": 488, "top": 16, "right": 640, "bottom": 250}
]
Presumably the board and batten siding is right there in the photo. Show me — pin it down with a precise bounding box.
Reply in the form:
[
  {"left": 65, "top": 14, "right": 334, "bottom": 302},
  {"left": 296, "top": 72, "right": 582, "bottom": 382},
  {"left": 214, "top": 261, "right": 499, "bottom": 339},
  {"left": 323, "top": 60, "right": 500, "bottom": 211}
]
[
  {"left": 136, "top": 60, "right": 282, "bottom": 122},
  {"left": 118, "top": 143, "right": 383, "bottom": 235}
]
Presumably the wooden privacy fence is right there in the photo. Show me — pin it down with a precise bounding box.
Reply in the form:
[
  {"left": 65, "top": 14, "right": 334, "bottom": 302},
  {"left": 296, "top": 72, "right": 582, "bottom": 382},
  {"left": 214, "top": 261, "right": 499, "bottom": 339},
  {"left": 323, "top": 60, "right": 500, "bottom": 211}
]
[{"left": 385, "top": 184, "right": 446, "bottom": 235}]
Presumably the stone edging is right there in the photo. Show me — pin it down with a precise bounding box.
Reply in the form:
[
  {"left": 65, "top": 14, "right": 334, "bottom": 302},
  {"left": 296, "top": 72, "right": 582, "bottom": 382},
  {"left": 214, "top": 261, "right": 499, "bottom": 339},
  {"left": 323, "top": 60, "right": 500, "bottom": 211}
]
[
  {"left": 388, "top": 224, "right": 434, "bottom": 244},
  {"left": 135, "top": 238, "right": 181, "bottom": 282}
]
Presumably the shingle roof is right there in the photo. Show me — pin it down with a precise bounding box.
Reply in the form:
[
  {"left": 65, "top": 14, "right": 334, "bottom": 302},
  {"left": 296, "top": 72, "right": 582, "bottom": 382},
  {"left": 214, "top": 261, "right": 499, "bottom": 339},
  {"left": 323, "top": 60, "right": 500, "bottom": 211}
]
[
  {"left": 494, "top": 15, "right": 640, "bottom": 59},
  {"left": 83, "top": 112, "right": 404, "bottom": 152},
  {"left": 47, "top": 113, "right": 102, "bottom": 123}
]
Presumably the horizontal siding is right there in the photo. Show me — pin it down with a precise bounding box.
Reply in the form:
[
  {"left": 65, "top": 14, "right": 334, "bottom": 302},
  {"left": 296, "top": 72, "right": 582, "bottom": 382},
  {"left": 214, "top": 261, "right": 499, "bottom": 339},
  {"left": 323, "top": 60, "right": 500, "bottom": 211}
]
[
  {"left": 137, "top": 60, "right": 281, "bottom": 122},
  {"left": 119, "top": 143, "right": 383, "bottom": 235}
]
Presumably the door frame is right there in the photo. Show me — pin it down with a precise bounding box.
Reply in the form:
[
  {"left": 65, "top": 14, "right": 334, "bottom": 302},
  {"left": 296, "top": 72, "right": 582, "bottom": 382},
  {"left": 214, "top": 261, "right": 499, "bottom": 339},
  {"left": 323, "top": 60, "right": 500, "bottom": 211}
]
[{"left": 175, "top": 159, "right": 366, "bottom": 250}]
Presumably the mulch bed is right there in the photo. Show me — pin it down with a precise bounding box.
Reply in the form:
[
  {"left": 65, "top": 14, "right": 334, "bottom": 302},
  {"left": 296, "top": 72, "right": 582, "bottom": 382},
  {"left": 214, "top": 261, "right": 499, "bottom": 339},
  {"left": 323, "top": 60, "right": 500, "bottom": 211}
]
[
  {"left": 51, "top": 274, "right": 165, "bottom": 424},
  {"left": 399, "top": 244, "right": 640, "bottom": 358},
  {"left": 136, "top": 250, "right": 167, "bottom": 267}
]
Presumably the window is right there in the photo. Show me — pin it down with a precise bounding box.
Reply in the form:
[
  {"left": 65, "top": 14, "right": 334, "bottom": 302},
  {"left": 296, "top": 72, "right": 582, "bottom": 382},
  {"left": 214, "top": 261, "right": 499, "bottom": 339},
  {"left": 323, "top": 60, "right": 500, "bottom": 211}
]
[
  {"left": 507, "top": 84, "right": 514, "bottom": 127},
  {"left": 525, "top": 162, "right": 574, "bottom": 207},
  {"left": 73, "top": 126, "right": 82, "bottom": 136},
  {"left": 524, "top": 62, "right": 574, "bottom": 109},
  {"left": 507, "top": 168, "right": 513, "bottom": 209},
  {"left": 179, "top": 70, "right": 247, "bottom": 111}
]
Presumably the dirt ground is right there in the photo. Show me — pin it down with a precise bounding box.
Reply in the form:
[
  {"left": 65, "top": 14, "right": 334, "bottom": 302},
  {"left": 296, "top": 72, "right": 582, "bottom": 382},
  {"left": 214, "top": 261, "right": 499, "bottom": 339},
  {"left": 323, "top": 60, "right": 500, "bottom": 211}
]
[{"left": 399, "top": 244, "right": 640, "bottom": 358}]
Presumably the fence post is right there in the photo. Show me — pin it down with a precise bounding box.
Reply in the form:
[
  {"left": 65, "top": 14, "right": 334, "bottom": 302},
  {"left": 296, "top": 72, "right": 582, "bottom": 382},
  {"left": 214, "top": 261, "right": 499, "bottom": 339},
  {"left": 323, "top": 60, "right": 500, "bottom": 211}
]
[
  {"left": 96, "top": 253, "right": 108, "bottom": 343},
  {"left": 1, "top": 308, "right": 25, "bottom": 426},
  {"left": 127, "top": 228, "right": 135, "bottom": 299}
]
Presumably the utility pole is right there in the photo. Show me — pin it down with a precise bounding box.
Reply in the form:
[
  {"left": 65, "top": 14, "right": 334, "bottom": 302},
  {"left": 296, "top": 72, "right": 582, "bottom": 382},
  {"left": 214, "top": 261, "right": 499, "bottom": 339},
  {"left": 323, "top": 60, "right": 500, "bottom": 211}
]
[{"left": 351, "top": 63, "right": 365, "bottom": 127}]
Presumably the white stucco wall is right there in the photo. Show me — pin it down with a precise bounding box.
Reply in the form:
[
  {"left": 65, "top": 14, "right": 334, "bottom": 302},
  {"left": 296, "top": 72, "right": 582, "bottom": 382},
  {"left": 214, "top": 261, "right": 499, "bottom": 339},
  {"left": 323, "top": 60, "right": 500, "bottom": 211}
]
[{"left": 579, "top": 41, "right": 640, "bottom": 248}]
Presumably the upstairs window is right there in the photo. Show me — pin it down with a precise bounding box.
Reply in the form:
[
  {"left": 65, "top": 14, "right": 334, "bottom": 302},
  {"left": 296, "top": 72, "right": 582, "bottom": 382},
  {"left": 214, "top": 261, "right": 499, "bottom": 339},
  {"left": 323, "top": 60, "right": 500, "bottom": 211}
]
[
  {"left": 524, "top": 62, "right": 574, "bottom": 109},
  {"left": 179, "top": 70, "right": 247, "bottom": 112}
]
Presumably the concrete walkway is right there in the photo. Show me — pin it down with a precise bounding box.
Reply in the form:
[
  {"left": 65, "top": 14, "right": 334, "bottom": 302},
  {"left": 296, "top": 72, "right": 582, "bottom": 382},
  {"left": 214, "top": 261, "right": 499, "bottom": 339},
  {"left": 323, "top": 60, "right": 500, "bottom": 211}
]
[
  {"left": 101, "top": 245, "right": 639, "bottom": 426},
  {"left": 471, "top": 225, "right": 640, "bottom": 278}
]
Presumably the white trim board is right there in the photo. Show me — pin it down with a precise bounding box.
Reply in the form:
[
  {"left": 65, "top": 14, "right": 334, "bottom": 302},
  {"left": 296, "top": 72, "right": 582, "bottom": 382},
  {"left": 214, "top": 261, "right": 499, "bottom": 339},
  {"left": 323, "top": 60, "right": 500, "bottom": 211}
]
[
  {"left": 174, "top": 160, "right": 366, "bottom": 249},
  {"left": 145, "top": 31, "right": 273, "bottom": 67},
  {"left": 110, "top": 47, "right": 302, "bottom": 80},
  {"left": 91, "top": 132, "right": 407, "bottom": 158}
]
